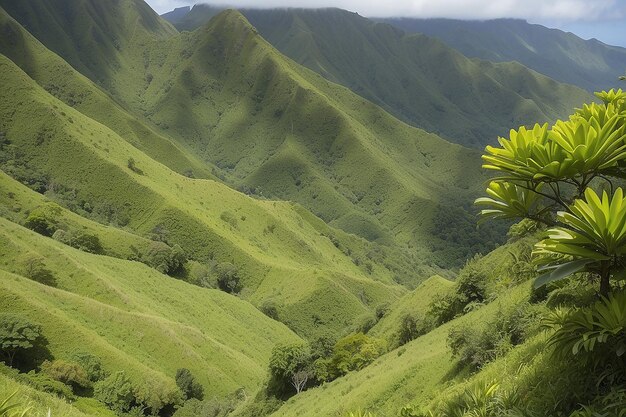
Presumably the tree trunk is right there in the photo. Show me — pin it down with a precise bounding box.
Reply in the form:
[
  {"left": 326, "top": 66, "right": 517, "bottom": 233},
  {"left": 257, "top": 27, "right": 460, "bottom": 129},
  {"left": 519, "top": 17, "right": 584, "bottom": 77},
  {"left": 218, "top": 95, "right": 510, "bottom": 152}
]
[{"left": 599, "top": 262, "right": 611, "bottom": 297}]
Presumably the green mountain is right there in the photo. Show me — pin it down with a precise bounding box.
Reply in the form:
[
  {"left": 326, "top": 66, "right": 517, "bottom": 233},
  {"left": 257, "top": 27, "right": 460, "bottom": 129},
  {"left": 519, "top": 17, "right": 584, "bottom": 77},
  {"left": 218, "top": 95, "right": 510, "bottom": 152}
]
[
  {"left": 0, "top": 0, "right": 507, "bottom": 278},
  {"left": 164, "top": 5, "right": 591, "bottom": 148},
  {"left": 380, "top": 18, "right": 626, "bottom": 92}
]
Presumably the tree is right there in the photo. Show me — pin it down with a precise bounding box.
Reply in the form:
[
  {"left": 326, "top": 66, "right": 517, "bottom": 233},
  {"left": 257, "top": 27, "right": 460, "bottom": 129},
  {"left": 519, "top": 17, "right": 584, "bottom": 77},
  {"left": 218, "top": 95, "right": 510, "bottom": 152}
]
[
  {"left": 476, "top": 89, "right": 626, "bottom": 296},
  {"left": 72, "top": 352, "right": 107, "bottom": 382},
  {"left": 0, "top": 314, "right": 45, "bottom": 367},
  {"left": 20, "top": 255, "right": 56, "bottom": 287},
  {"left": 216, "top": 262, "right": 242, "bottom": 294},
  {"left": 175, "top": 368, "right": 204, "bottom": 401},
  {"left": 94, "top": 371, "right": 135, "bottom": 414},
  {"left": 330, "top": 333, "right": 386, "bottom": 376},
  {"left": 397, "top": 314, "right": 422, "bottom": 346},
  {"left": 268, "top": 343, "right": 312, "bottom": 397},
  {"left": 24, "top": 203, "right": 61, "bottom": 237}
]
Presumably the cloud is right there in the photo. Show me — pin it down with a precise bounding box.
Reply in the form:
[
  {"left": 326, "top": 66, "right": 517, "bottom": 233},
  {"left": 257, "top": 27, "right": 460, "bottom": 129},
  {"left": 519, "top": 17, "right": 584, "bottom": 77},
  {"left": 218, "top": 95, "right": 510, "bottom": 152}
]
[{"left": 147, "top": 0, "right": 623, "bottom": 21}]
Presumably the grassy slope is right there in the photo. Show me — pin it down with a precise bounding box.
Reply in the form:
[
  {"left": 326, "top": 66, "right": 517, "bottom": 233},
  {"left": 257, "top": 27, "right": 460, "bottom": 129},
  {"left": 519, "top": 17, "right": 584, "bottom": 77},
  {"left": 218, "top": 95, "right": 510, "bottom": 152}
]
[
  {"left": 0, "top": 50, "right": 406, "bottom": 340},
  {"left": 0, "top": 218, "right": 301, "bottom": 398},
  {"left": 0, "top": 371, "right": 113, "bottom": 417},
  {"left": 0, "top": 6, "right": 213, "bottom": 180},
  {"left": 381, "top": 18, "right": 626, "bottom": 92},
  {"left": 1, "top": 0, "right": 508, "bottom": 273},
  {"left": 368, "top": 275, "right": 454, "bottom": 341},
  {"left": 268, "top": 237, "right": 536, "bottom": 416},
  {"left": 135, "top": 10, "right": 504, "bottom": 272},
  {"left": 168, "top": 6, "right": 591, "bottom": 149},
  {"left": 268, "top": 283, "right": 531, "bottom": 417}
]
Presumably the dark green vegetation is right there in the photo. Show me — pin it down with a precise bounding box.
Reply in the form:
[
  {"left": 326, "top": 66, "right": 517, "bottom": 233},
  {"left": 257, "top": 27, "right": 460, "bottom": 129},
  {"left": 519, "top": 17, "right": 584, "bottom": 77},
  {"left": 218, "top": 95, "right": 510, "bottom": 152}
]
[
  {"left": 165, "top": 6, "right": 591, "bottom": 149},
  {"left": 0, "top": 0, "right": 624, "bottom": 416},
  {"left": 381, "top": 18, "right": 626, "bottom": 93}
]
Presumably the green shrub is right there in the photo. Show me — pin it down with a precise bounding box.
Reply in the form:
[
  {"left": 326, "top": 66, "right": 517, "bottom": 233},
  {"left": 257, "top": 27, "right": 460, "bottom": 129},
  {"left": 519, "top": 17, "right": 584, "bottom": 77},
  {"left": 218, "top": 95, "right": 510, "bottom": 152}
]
[
  {"left": 330, "top": 333, "right": 386, "bottom": 376},
  {"left": 23, "top": 204, "right": 61, "bottom": 237},
  {"left": 72, "top": 352, "right": 107, "bottom": 382},
  {"left": 69, "top": 233, "right": 103, "bottom": 254},
  {"left": 141, "top": 242, "right": 187, "bottom": 276},
  {"left": 41, "top": 359, "right": 91, "bottom": 392},
  {"left": 175, "top": 368, "right": 204, "bottom": 401},
  {"left": 216, "top": 262, "right": 242, "bottom": 294},
  {"left": 447, "top": 303, "right": 540, "bottom": 370},
  {"left": 94, "top": 371, "right": 135, "bottom": 414},
  {"left": 397, "top": 314, "right": 425, "bottom": 346}
]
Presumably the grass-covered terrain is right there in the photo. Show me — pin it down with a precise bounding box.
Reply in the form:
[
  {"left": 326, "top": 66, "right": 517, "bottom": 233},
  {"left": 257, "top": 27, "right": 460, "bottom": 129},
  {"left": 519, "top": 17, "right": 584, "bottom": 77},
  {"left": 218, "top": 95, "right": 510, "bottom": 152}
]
[
  {"left": 380, "top": 17, "right": 626, "bottom": 92},
  {"left": 165, "top": 6, "right": 591, "bottom": 149},
  {"left": 1, "top": 1, "right": 622, "bottom": 416}
]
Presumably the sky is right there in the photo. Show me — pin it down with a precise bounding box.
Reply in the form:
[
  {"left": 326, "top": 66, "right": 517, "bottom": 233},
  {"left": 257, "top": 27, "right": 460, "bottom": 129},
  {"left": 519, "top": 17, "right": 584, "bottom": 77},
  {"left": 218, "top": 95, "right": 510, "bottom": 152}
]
[{"left": 145, "top": 0, "right": 626, "bottom": 47}]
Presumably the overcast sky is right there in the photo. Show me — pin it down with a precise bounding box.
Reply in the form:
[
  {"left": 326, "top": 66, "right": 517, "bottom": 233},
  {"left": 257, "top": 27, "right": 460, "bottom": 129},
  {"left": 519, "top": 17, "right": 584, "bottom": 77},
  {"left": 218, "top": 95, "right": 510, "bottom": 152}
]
[{"left": 145, "top": 0, "right": 626, "bottom": 46}]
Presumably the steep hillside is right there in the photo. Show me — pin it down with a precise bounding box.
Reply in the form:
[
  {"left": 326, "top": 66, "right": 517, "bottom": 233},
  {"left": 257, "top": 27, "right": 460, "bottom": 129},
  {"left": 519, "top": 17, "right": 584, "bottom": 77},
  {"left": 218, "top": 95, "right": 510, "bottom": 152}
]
[
  {"left": 0, "top": 51, "right": 407, "bottom": 341},
  {"left": 381, "top": 18, "right": 626, "bottom": 92},
  {"left": 1, "top": 1, "right": 506, "bottom": 273},
  {"left": 0, "top": 218, "right": 301, "bottom": 398},
  {"left": 165, "top": 6, "right": 591, "bottom": 148}
]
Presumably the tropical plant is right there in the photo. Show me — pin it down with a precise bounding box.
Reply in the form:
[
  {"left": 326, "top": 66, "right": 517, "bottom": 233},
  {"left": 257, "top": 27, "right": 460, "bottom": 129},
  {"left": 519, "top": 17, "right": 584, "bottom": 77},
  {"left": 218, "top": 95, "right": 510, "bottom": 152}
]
[
  {"left": 544, "top": 290, "right": 626, "bottom": 361},
  {"left": 476, "top": 89, "right": 626, "bottom": 295},
  {"left": 0, "top": 392, "right": 30, "bottom": 417}
]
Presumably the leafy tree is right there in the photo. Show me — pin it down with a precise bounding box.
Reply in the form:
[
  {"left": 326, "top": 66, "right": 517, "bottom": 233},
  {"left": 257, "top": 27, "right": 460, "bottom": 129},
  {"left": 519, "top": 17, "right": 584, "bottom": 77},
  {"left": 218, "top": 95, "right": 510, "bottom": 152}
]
[
  {"left": 268, "top": 343, "right": 311, "bottom": 397},
  {"left": 397, "top": 314, "right": 423, "bottom": 346},
  {"left": 330, "top": 333, "right": 386, "bottom": 376},
  {"left": 23, "top": 203, "right": 61, "bottom": 237},
  {"left": 72, "top": 352, "right": 107, "bottom": 382},
  {"left": 94, "top": 371, "right": 135, "bottom": 414},
  {"left": 216, "top": 262, "right": 242, "bottom": 294},
  {"left": 134, "top": 378, "right": 183, "bottom": 416},
  {"left": 69, "top": 233, "right": 103, "bottom": 254},
  {"left": 142, "top": 242, "right": 187, "bottom": 276},
  {"left": 41, "top": 359, "right": 91, "bottom": 392},
  {"left": 175, "top": 368, "right": 204, "bottom": 401},
  {"left": 0, "top": 314, "right": 45, "bottom": 368},
  {"left": 20, "top": 255, "right": 56, "bottom": 287},
  {"left": 476, "top": 89, "right": 626, "bottom": 295}
]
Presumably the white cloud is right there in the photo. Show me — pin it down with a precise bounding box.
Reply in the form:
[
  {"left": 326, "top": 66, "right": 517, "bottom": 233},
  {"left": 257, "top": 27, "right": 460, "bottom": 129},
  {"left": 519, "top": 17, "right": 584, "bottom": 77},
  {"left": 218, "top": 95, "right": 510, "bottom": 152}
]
[{"left": 147, "top": 0, "right": 623, "bottom": 21}]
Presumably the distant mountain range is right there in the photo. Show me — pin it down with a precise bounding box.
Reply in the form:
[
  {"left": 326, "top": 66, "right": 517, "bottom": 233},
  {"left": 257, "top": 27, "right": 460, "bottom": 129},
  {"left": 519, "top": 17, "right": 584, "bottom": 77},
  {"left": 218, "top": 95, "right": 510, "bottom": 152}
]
[
  {"left": 379, "top": 17, "right": 626, "bottom": 92},
  {"left": 163, "top": 5, "right": 591, "bottom": 149}
]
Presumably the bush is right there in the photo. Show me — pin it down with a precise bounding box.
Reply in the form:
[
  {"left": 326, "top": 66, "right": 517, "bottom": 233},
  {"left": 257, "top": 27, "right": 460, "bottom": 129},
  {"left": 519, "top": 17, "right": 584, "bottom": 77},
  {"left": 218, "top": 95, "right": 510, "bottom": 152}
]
[
  {"left": 94, "top": 371, "right": 135, "bottom": 414},
  {"left": 24, "top": 370, "right": 75, "bottom": 399},
  {"left": 268, "top": 343, "right": 312, "bottom": 397},
  {"left": 41, "top": 359, "right": 91, "bottom": 392},
  {"left": 259, "top": 301, "right": 280, "bottom": 320},
  {"left": 330, "top": 333, "right": 386, "bottom": 376},
  {"left": 447, "top": 302, "right": 540, "bottom": 370},
  {"left": 23, "top": 204, "right": 61, "bottom": 237},
  {"left": 20, "top": 255, "right": 56, "bottom": 287},
  {"left": 397, "top": 314, "right": 425, "bottom": 346},
  {"left": 175, "top": 368, "right": 204, "bottom": 401},
  {"left": 134, "top": 378, "right": 182, "bottom": 416},
  {"left": 142, "top": 242, "right": 187, "bottom": 276},
  {"left": 69, "top": 233, "right": 103, "bottom": 254},
  {"left": 216, "top": 263, "right": 242, "bottom": 294},
  {"left": 72, "top": 352, "right": 107, "bottom": 382}
]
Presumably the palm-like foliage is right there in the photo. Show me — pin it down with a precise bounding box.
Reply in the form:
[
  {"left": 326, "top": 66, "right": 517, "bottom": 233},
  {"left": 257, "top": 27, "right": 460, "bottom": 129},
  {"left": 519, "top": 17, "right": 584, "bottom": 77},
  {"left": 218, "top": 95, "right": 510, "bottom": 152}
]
[
  {"left": 475, "top": 182, "right": 544, "bottom": 222},
  {"left": 545, "top": 291, "right": 626, "bottom": 360},
  {"left": 477, "top": 90, "right": 626, "bottom": 293},
  {"left": 535, "top": 188, "right": 626, "bottom": 260},
  {"left": 0, "top": 392, "right": 30, "bottom": 417}
]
